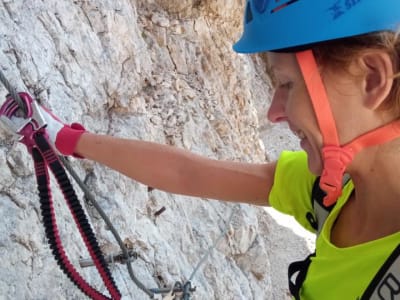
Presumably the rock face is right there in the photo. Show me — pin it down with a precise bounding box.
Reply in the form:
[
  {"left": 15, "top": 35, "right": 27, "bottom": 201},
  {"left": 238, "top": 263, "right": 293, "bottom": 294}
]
[{"left": 0, "top": 1, "right": 313, "bottom": 299}]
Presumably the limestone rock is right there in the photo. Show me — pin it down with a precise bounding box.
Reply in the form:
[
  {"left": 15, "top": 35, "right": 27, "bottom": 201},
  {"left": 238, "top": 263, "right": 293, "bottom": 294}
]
[{"left": 0, "top": 1, "right": 312, "bottom": 299}]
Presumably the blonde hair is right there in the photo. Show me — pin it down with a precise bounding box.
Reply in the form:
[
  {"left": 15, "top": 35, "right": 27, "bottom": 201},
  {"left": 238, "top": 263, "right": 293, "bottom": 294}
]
[{"left": 312, "top": 31, "right": 400, "bottom": 114}]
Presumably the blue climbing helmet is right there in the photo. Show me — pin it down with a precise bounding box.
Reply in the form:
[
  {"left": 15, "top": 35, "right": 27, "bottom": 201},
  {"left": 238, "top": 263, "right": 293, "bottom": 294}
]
[{"left": 233, "top": 0, "right": 400, "bottom": 53}]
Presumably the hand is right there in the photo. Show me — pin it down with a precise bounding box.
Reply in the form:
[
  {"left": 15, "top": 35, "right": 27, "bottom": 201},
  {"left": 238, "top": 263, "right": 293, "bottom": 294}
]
[
  {"left": 39, "top": 105, "right": 86, "bottom": 157},
  {"left": 0, "top": 92, "right": 86, "bottom": 156}
]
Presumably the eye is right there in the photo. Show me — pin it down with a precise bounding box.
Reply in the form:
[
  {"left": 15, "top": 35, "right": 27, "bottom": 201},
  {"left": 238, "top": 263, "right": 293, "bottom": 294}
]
[{"left": 278, "top": 81, "right": 293, "bottom": 89}]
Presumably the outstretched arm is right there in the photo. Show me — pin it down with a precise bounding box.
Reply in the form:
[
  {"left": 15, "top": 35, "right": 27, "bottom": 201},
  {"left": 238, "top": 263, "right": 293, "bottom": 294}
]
[{"left": 75, "top": 132, "right": 276, "bottom": 206}]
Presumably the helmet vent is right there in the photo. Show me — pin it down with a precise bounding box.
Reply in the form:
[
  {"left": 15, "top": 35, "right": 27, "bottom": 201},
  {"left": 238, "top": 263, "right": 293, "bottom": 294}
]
[
  {"left": 245, "top": 2, "right": 254, "bottom": 24},
  {"left": 271, "top": 0, "right": 299, "bottom": 13}
]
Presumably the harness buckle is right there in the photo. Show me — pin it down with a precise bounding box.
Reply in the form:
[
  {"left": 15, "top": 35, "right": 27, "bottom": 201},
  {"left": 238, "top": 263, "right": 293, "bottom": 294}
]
[
  {"left": 0, "top": 92, "right": 47, "bottom": 148},
  {"left": 320, "top": 145, "right": 354, "bottom": 206}
]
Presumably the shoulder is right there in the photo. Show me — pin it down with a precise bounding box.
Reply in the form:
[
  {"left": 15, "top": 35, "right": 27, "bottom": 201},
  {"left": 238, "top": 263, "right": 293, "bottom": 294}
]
[
  {"left": 275, "top": 150, "right": 308, "bottom": 172},
  {"left": 274, "top": 150, "right": 313, "bottom": 186},
  {"left": 269, "top": 151, "right": 318, "bottom": 232}
]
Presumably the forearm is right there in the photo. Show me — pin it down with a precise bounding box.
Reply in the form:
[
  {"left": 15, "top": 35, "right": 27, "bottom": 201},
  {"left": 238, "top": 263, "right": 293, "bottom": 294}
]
[
  {"left": 75, "top": 132, "right": 275, "bottom": 205},
  {"left": 75, "top": 132, "right": 196, "bottom": 192}
]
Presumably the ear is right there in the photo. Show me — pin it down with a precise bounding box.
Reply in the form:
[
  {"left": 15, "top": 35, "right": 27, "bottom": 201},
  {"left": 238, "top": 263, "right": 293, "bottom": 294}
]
[{"left": 359, "top": 51, "right": 394, "bottom": 110}]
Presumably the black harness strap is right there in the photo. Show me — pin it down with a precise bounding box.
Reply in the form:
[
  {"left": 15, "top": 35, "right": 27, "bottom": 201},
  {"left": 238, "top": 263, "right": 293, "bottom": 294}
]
[
  {"left": 288, "top": 176, "right": 344, "bottom": 299},
  {"left": 32, "top": 132, "right": 121, "bottom": 299},
  {"left": 360, "top": 243, "right": 400, "bottom": 300},
  {"left": 288, "top": 178, "right": 325, "bottom": 299},
  {"left": 288, "top": 253, "right": 316, "bottom": 300}
]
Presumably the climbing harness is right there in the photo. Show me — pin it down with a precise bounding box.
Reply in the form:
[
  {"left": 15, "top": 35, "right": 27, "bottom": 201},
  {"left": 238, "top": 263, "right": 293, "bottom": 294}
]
[{"left": 289, "top": 176, "right": 400, "bottom": 300}]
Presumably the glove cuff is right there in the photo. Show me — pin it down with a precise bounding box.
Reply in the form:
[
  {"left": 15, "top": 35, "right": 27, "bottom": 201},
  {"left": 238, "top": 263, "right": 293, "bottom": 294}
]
[{"left": 55, "top": 123, "right": 86, "bottom": 158}]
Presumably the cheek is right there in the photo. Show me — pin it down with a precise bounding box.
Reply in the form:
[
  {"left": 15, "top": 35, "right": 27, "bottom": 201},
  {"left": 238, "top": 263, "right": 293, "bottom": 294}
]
[
  {"left": 287, "top": 87, "right": 324, "bottom": 146},
  {"left": 321, "top": 71, "right": 366, "bottom": 143},
  {"left": 285, "top": 87, "right": 314, "bottom": 121}
]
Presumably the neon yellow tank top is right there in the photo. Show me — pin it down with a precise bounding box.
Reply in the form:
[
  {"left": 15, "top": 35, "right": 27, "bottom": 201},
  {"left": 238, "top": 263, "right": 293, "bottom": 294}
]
[{"left": 269, "top": 151, "right": 400, "bottom": 299}]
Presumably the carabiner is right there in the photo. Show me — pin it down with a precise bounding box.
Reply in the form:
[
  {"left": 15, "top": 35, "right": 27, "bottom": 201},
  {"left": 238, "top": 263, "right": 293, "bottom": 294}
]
[{"left": 0, "top": 92, "right": 47, "bottom": 148}]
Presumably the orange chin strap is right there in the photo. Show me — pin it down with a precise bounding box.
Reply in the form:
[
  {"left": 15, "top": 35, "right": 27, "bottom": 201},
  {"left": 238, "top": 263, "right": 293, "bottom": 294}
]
[{"left": 296, "top": 50, "right": 400, "bottom": 206}]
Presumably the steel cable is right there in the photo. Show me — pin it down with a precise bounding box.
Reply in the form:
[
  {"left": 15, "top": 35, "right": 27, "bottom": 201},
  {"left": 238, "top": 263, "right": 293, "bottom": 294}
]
[
  {"left": 0, "top": 69, "right": 239, "bottom": 299},
  {"left": 0, "top": 69, "right": 27, "bottom": 116}
]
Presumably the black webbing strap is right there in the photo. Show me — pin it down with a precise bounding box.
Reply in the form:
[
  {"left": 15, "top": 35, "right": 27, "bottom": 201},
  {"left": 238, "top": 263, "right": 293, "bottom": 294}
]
[
  {"left": 288, "top": 176, "right": 336, "bottom": 299},
  {"left": 288, "top": 253, "right": 315, "bottom": 300},
  {"left": 290, "top": 175, "right": 400, "bottom": 299},
  {"left": 361, "top": 243, "right": 400, "bottom": 300},
  {"left": 32, "top": 132, "right": 121, "bottom": 299}
]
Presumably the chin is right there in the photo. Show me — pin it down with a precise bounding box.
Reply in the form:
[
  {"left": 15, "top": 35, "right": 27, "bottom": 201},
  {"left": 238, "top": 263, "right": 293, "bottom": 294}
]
[{"left": 302, "top": 140, "right": 323, "bottom": 175}]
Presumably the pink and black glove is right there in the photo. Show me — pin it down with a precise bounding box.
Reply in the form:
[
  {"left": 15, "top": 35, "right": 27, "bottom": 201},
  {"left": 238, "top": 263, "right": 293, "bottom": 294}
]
[{"left": 39, "top": 106, "right": 86, "bottom": 157}]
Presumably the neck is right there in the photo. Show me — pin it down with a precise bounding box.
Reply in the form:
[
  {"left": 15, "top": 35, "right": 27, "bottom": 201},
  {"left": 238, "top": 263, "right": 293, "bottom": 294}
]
[
  {"left": 346, "top": 138, "right": 400, "bottom": 223},
  {"left": 330, "top": 139, "right": 400, "bottom": 246}
]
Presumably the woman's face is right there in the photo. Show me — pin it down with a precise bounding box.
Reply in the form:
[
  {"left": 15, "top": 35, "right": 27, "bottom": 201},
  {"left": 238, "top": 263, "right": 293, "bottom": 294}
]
[
  {"left": 268, "top": 53, "right": 377, "bottom": 175},
  {"left": 267, "top": 47, "right": 399, "bottom": 176},
  {"left": 267, "top": 52, "right": 324, "bottom": 174}
]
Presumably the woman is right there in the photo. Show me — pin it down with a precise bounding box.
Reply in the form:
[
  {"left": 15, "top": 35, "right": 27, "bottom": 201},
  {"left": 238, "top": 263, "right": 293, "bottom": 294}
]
[{"left": 17, "top": 0, "right": 400, "bottom": 298}]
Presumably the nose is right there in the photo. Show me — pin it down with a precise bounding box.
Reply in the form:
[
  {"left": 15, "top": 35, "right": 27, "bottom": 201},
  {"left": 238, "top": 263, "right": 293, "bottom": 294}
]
[{"left": 267, "top": 90, "right": 287, "bottom": 123}]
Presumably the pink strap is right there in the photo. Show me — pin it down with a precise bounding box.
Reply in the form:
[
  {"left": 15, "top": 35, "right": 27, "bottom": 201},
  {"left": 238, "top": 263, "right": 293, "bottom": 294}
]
[
  {"left": 296, "top": 50, "right": 347, "bottom": 205},
  {"left": 344, "top": 120, "right": 400, "bottom": 153},
  {"left": 295, "top": 50, "right": 339, "bottom": 146},
  {"left": 296, "top": 50, "right": 400, "bottom": 206}
]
